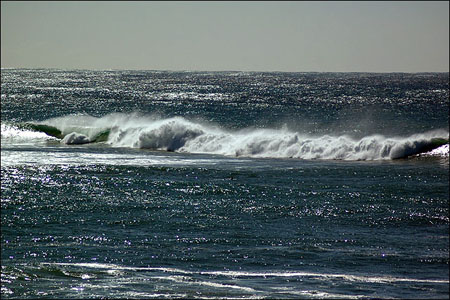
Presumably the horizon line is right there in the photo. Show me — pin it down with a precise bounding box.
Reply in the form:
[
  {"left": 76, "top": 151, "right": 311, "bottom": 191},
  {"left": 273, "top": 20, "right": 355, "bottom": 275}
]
[{"left": 1, "top": 67, "right": 449, "bottom": 74}]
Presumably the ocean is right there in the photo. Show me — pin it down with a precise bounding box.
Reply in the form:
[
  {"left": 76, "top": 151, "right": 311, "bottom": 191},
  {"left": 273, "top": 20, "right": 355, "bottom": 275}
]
[{"left": 1, "top": 69, "right": 449, "bottom": 299}]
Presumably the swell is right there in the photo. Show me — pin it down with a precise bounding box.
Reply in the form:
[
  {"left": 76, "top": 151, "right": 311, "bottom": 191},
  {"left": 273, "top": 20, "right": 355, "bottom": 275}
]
[{"left": 4, "top": 113, "right": 449, "bottom": 160}]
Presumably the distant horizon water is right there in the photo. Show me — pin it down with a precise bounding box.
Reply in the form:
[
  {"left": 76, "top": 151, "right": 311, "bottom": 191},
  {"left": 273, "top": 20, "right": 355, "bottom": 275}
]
[{"left": 2, "top": 67, "right": 450, "bottom": 73}]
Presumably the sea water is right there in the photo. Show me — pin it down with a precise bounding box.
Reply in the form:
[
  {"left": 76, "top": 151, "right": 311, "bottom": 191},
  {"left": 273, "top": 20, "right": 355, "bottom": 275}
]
[{"left": 1, "top": 69, "right": 449, "bottom": 298}]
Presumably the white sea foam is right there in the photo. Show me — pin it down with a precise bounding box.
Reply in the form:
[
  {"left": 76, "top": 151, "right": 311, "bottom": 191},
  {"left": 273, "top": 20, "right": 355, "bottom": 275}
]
[
  {"left": 199, "top": 270, "right": 449, "bottom": 284},
  {"left": 8, "top": 114, "right": 449, "bottom": 160},
  {"left": 42, "top": 263, "right": 448, "bottom": 285},
  {"left": 420, "top": 144, "right": 449, "bottom": 157},
  {"left": 60, "top": 132, "right": 91, "bottom": 144},
  {"left": 152, "top": 275, "right": 256, "bottom": 292},
  {"left": 103, "top": 115, "right": 449, "bottom": 160}
]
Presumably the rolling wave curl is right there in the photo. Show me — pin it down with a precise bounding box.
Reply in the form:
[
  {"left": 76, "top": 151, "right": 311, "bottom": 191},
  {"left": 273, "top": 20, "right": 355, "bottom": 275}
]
[{"left": 4, "top": 113, "right": 449, "bottom": 160}]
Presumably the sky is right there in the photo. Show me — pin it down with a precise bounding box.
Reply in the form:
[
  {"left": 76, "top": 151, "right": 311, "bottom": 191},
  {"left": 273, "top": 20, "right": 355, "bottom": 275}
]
[{"left": 1, "top": 1, "right": 449, "bottom": 72}]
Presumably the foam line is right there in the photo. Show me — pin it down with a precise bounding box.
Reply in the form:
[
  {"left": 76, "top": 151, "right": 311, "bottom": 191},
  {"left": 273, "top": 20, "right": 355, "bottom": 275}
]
[{"left": 41, "top": 263, "right": 448, "bottom": 284}]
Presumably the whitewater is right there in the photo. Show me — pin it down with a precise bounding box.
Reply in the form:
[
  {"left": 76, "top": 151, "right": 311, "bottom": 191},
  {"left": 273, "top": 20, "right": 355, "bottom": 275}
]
[{"left": 3, "top": 113, "right": 448, "bottom": 161}]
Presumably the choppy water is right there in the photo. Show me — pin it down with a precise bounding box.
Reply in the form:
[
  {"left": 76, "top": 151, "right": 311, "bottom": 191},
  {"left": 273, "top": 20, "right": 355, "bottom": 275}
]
[{"left": 1, "top": 69, "right": 449, "bottom": 299}]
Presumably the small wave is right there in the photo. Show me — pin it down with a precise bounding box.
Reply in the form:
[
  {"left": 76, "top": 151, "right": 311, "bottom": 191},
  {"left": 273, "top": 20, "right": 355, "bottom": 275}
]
[
  {"left": 41, "top": 263, "right": 448, "bottom": 284},
  {"left": 7, "top": 113, "right": 449, "bottom": 160}
]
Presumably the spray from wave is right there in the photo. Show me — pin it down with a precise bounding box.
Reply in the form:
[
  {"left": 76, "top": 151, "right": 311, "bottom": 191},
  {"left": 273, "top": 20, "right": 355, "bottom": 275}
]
[{"left": 4, "top": 113, "right": 449, "bottom": 160}]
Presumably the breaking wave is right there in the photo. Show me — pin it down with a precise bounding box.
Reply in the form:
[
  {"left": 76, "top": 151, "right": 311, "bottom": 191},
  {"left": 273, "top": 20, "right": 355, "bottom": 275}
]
[
  {"left": 4, "top": 113, "right": 449, "bottom": 160},
  {"left": 1, "top": 123, "right": 58, "bottom": 142}
]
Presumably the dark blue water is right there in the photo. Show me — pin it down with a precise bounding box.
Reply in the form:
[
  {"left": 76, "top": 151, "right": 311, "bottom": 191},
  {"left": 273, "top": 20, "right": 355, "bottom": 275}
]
[{"left": 1, "top": 69, "right": 449, "bottom": 298}]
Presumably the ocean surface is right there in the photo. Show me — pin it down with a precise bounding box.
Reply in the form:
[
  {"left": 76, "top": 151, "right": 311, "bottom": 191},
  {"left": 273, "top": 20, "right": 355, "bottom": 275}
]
[{"left": 1, "top": 69, "right": 449, "bottom": 299}]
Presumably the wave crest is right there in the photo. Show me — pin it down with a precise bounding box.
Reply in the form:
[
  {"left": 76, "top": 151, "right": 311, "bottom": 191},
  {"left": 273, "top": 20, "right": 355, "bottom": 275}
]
[
  {"left": 109, "top": 118, "right": 205, "bottom": 151},
  {"left": 105, "top": 116, "right": 448, "bottom": 160},
  {"left": 7, "top": 114, "right": 449, "bottom": 160}
]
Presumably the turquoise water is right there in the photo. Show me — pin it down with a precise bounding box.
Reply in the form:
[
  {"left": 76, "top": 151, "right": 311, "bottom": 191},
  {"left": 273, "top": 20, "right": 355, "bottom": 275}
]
[{"left": 1, "top": 70, "right": 449, "bottom": 298}]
